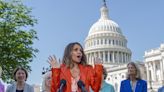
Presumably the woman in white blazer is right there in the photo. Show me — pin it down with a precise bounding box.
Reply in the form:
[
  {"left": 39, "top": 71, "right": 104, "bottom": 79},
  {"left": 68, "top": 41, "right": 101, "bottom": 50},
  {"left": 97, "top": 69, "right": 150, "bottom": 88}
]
[{"left": 6, "top": 67, "right": 34, "bottom": 92}]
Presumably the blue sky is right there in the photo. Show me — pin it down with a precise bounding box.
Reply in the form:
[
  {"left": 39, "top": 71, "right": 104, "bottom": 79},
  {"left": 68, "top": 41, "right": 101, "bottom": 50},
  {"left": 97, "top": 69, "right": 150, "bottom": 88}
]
[{"left": 22, "top": 0, "right": 164, "bottom": 85}]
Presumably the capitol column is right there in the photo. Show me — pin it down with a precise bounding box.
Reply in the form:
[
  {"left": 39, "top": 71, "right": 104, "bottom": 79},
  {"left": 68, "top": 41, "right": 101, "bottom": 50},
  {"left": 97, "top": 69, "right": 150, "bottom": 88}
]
[
  {"left": 121, "top": 52, "right": 123, "bottom": 63},
  {"left": 92, "top": 53, "right": 94, "bottom": 64},
  {"left": 88, "top": 54, "right": 90, "bottom": 64},
  {"left": 116, "top": 52, "right": 118, "bottom": 63},
  {"left": 125, "top": 53, "right": 127, "bottom": 63},
  {"left": 90, "top": 54, "right": 92, "bottom": 64},
  {"left": 98, "top": 51, "right": 101, "bottom": 59},
  {"left": 94, "top": 52, "right": 96, "bottom": 59},
  {"left": 153, "top": 61, "right": 156, "bottom": 81},
  {"left": 129, "top": 54, "right": 131, "bottom": 62},
  {"left": 126, "top": 53, "right": 129, "bottom": 63},
  {"left": 127, "top": 54, "right": 129, "bottom": 62},
  {"left": 103, "top": 51, "right": 105, "bottom": 63},
  {"left": 150, "top": 62, "right": 153, "bottom": 81},
  {"left": 88, "top": 53, "right": 92, "bottom": 64},
  {"left": 119, "top": 53, "right": 121, "bottom": 63},
  {"left": 86, "top": 54, "right": 89, "bottom": 63},
  {"left": 123, "top": 53, "right": 125, "bottom": 63},
  {"left": 149, "top": 62, "right": 154, "bottom": 89},
  {"left": 145, "top": 63, "right": 150, "bottom": 88},
  {"left": 108, "top": 51, "right": 110, "bottom": 63},
  {"left": 89, "top": 53, "right": 91, "bottom": 64},
  {"left": 112, "top": 51, "right": 115, "bottom": 63},
  {"left": 160, "top": 60, "right": 163, "bottom": 81},
  {"left": 162, "top": 57, "right": 164, "bottom": 84}
]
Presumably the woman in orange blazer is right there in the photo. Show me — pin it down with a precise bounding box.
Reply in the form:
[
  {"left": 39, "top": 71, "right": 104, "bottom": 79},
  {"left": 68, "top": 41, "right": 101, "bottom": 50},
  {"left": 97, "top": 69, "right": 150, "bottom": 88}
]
[{"left": 48, "top": 42, "right": 103, "bottom": 92}]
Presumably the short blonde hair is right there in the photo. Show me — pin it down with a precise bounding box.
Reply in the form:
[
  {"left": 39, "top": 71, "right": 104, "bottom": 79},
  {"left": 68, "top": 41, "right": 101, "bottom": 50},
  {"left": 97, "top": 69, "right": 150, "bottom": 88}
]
[
  {"left": 42, "top": 71, "right": 51, "bottom": 91},
  {"left": 126, "top": 62, "right": 141, "bottom": 79}
]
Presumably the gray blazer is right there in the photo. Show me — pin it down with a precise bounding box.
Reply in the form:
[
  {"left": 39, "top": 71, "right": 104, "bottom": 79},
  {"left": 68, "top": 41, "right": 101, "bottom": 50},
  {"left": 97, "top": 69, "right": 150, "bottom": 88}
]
[{"left": 6, "top": 82, "right": 34, "bottom": 92}]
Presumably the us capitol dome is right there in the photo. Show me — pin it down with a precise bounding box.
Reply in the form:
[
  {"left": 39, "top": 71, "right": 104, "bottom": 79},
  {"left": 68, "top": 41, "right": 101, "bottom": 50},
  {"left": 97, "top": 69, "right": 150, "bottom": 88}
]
[{"left": 84, "top": 2, "right": 131, "bottom": 67}]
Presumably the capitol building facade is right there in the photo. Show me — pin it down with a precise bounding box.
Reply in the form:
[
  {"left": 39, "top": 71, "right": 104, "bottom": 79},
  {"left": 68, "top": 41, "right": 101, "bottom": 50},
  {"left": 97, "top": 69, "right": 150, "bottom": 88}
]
[
  {"left": 144, "top": 44, "right": 164, "bottom": 91},
  {"left": 84, "top": 1, "right": 164, "bottom": 92}
]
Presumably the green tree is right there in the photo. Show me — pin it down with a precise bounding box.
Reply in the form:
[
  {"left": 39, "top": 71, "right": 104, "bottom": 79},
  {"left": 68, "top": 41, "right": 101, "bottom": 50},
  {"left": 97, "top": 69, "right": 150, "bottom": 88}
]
[{"left": 0, "top": 0, "right": 38, "bottom": 83}]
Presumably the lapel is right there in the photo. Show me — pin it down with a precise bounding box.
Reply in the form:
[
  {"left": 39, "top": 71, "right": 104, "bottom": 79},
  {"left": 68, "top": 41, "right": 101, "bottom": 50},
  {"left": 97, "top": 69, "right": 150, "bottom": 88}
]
[
  {"left": 61, "top": 65, "right": 71, "bottom": 85},
  {"left": 12, "top": 82, "right": 16, "bottom": 92},
  {"left": 127, "top": 79, "right": 133, "bottom": 92},
  {"left": 79, "top": 64, "right": 86, "bottom": 83},
  {"left": 60, "top": 64, "right": 87, "bottom": 90},
  {"left": 127, "top": 79, "right": 141, "bottom": 92},
  {"left": 13, "top": 82, "right": 28, "bottom": 92},
  {"left": 23, "top": 83, "right": 28, "bottom": 92},
  {"left": 135, "top": 80, "right": 141, "bottom": 92},
  {"left": 61, "top": 64, "right": 87, "bottom": 82}
]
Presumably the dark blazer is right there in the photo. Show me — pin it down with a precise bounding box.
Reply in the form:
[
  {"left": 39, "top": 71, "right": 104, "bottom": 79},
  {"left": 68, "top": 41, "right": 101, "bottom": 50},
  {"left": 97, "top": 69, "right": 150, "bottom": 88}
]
[{"left": 120, "top": 79, "right": 147, "bottom": 92}]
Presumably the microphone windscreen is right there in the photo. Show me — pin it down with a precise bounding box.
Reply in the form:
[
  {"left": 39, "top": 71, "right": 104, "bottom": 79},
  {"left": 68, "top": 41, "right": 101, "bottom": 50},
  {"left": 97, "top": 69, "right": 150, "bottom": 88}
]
[
  {"left": 60, "top": 79, "right": 66, "bottom": 86},
  {"left": 77, "top": 80, "right": 85, "bottom": 88}
]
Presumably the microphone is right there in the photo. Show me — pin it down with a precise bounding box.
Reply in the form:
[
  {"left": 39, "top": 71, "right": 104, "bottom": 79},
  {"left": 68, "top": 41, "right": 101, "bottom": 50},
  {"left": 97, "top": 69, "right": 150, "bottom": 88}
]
[
  {"left": 77, "top": 80, "right": 88, "bottom": 92},
  {"left": 58, "top": 79, "right": 66, "bottom": 92}
]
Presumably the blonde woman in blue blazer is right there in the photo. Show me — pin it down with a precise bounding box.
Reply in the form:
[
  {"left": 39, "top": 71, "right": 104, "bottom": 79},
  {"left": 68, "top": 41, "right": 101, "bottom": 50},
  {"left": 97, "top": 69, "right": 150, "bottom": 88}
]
[
  {"left": 120, "top": 62, "right": 147, "bottom": 92},
  {"left": 6, "top": 67, "right": 34, "bottom": 92}
]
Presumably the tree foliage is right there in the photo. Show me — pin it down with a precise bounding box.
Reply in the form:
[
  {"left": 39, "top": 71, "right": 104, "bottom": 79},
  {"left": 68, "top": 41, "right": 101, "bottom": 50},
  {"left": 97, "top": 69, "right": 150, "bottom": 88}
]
[{"left": 0, "top": 0, "right": 38, "bottom": 83}]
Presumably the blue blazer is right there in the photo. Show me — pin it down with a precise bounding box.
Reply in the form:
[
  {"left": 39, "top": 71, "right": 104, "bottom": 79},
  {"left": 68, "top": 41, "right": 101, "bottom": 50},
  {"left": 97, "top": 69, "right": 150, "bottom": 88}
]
[
  {"left": 120, "top": 79, "right": 147, "bottom": 92},
  {"left": 158, "top": 86, "right": 164, "bottom": 92}
]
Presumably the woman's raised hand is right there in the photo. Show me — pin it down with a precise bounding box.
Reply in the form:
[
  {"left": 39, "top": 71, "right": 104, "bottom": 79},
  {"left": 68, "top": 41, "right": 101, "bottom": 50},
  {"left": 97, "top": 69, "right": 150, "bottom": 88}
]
[
  {"left": 47, "top": 55, "right": 60, "bottom": 68},
  {"left": 94, "top": 57, "right": 102, "bottom": 65}
]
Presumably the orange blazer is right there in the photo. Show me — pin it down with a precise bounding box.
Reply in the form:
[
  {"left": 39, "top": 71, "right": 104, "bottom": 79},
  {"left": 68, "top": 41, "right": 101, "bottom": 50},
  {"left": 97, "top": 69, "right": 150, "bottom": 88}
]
[{"left": 51, "top": 64, "right": 103, "bottom": 92}]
